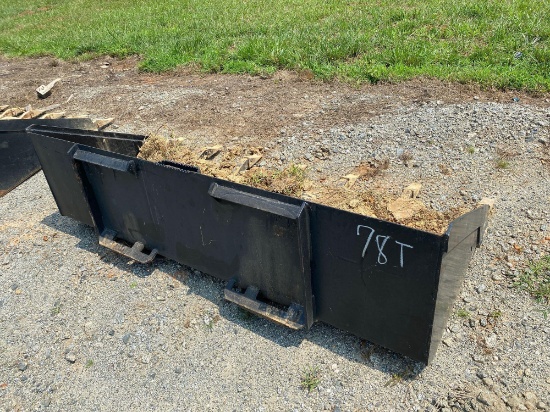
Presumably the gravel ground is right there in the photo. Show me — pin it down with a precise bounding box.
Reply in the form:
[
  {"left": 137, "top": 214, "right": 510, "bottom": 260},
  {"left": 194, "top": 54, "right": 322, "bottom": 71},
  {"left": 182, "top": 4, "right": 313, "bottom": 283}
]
[{"left": 1, "top": 57, "right": 550, "bottom": 411}]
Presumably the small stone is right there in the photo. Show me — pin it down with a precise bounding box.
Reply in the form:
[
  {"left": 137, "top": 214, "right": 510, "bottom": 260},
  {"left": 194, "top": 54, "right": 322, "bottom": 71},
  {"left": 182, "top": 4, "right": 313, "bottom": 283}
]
[
  {"left": 479, "top": 318, "right": 487, "bottom": 327},
  {"left": 442, "top": 338, "right": 453, "bottom": 347},
  {"left": 536, "top": 401, "right": 547, "bottom": 410},
  {"left": 17, "top": 362, "right": 28, "bottom": 371},
  {"left": 492, "top": 273, "right": 503, "bottom": 281},
  {"left": 477, "top": 392, "right": 492, "bottom": 406},
  {"left": 65, "top": 352, "right": 76, "bottom": 363},
  {"left": 524, "top": 368, "right": 533, "bottom": 377},
  {"left": 156, "top": 296, "right": 166, "bottom": 301},
  {"left": 482, "top": 377, "right": 494, "bottom": 387},
  {"left": 538, "top": 137, "right": 548, "bottom": 145},
  {"left": 108, "top": 329, "right": 115, "bottom": 336},
  {"left": 122, "top": 333, "right": 131, "bottom": 344},
  {"left": 525, "top": 401, "right": 536, "bottom": 410},
  {"left": 42, "top": 398, "right": 51, "bottom": 407},
  {"left": 484, "top": 333, "right": 497, "bottom": 348},
  {"left": 348, "top": 199, "right": 360, "bottom": 209},
  {"left": 506, "top": 395, "right": 524, "bottom": 409},
  {"left": 478, "top": 198, "right": 495, "bottom": 212},
  {"left": 469, "top": 318, "right": 476, "bottom": 328},
  {"left": 175, "top": 367, "right": 182, "bottom": 374},
  {"left": 401, "top": 182, "right": 422, "bottom": 199},
  {"left": 476, "top": 284, "right": 487, "bottom": 293},
  {"left": 524, "top": 392, "right": 538, "bottom": 403}
]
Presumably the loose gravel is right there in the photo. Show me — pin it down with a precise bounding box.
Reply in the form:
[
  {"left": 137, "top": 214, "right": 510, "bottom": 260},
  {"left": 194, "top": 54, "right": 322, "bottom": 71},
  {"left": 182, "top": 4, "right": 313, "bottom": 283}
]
[{"left": 1, "top": 60, "right": 550, "bottom": 411}]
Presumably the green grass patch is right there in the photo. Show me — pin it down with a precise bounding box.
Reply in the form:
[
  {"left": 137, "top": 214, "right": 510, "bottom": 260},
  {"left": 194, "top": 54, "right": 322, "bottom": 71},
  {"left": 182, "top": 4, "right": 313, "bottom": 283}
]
[
  {"left": 515, "top": 255, "right": 550, "bottom": 304},
  {"left": 456, "top": 308, "right": 470, "bottom": 318},
  {"left": 0, "top": 0, "right": 549, "bottom": 90},
  {"left": 300, "top": 366, "right": 321, "bottom": 392}
]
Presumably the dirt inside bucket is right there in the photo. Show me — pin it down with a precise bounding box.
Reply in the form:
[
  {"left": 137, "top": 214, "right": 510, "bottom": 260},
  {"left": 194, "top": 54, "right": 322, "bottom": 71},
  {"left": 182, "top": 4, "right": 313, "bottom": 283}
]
[{"left": 138, "top": 135, "right": 468, "bottom": 234}]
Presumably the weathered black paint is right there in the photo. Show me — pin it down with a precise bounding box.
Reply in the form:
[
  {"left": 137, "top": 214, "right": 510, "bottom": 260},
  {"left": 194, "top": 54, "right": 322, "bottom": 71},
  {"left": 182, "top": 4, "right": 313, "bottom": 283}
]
[{"left": 28, "top": 126, "right": 489, "bottom": 364}]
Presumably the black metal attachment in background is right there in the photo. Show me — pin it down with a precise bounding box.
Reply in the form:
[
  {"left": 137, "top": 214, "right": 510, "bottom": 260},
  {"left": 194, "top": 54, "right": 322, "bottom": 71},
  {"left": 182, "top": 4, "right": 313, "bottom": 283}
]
[
  {"left": 27, "top": 125, "right": 490, "bottom": 364},
  {"left": 0, "top": 119, "right": 96, "bottom": 197}
]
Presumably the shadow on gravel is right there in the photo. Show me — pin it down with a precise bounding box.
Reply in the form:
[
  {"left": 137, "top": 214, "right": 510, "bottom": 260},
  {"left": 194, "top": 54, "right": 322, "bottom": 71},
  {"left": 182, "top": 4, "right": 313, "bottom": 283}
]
[
  {"left": 41, "top": 211, "right": 425, "bottom": 379},
  {"left": 170, "top": 263, "right": 427, "bottom": 381}
]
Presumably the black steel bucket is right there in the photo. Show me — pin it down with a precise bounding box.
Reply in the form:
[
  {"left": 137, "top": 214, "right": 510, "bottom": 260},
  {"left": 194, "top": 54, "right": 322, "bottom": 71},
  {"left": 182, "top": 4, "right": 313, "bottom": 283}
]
[
  {"left": 0, "top": 119, "right": 95, "bottom": 196},
  {"left": 27, "top": 125, "right": 489, "bottom": 364}
]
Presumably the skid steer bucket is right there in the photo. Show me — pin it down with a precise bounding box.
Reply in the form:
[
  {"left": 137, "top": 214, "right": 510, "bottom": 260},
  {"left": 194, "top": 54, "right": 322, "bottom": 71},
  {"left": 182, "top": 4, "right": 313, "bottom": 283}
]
[
  {"left": 0, "top": 118, "right": 95, "bottom": 197},
  {"left": 27, "top": 125, "right": 489, "bottom": 364}
]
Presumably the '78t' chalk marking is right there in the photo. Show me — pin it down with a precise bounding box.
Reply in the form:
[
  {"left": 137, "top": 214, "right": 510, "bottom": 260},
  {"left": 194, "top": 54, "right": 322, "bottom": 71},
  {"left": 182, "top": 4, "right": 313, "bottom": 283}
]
[{"left": 357, "top": 225, "right": 414, "bottom": 268}]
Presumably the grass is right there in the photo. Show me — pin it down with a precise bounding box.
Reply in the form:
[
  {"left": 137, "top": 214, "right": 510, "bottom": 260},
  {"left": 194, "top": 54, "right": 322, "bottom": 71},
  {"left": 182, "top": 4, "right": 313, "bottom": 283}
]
[
  {"left": 300, "top": 366, "right": 321, "bottom": 392},
  {"left": 496, "top": 159, "right": 510, "bottom": 169},
  {"left": 384, "top": 366, "right": 415, "bottom": 387},
  {"left": 514, "top": 255, "right": 550, "bottom": 304},
  {"left": 456, "top": 308, "right": 470, "bottom": 318},
  {"left": 0, "top": 0, "right": 549, "bottom": 90}
]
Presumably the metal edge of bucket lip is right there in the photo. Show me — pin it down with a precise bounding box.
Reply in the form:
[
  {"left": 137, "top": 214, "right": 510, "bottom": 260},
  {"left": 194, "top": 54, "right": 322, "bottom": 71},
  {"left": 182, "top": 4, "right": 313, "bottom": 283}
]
[
  {"left": 25, "top": 124, "right": 147, "bottom": 142},
  {"left": 424, "top": 205, "right": 491, "bottom": 364},
  {"left": 443, "top": 205, "right": 490, "bottom": 253}
]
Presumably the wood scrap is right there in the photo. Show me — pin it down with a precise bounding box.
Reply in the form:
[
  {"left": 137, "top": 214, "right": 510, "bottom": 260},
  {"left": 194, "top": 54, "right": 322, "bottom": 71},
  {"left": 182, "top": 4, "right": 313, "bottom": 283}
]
[{"left": 36, "top": 78, "right": 61, "bottom": 99}]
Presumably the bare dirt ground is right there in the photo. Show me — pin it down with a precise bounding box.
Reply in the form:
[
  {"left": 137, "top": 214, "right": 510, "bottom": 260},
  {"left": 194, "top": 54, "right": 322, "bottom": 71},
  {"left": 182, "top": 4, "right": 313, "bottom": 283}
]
[{"left": 1, "top": 56, "right": 549, "bottom": 412}]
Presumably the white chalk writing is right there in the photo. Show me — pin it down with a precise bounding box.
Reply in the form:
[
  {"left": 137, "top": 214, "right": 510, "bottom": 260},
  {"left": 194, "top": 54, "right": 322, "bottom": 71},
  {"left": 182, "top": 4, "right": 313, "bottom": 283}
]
[{"left": 357, "top": 225, "right": 414, "bottom": 268}]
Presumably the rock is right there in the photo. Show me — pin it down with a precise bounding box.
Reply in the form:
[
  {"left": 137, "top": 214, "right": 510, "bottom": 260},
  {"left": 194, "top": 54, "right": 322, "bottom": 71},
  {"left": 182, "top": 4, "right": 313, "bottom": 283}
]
[
  {"left": 17, "top": 362, "right": 28, "bottom": 371},
  {"left": 401, "top": 182, "right": 422, "bottom": 199},
  {"left": 387, "top": 198, "right": 426, "bottom": 220},
  {"left": 478, "top": 198, "right": 496, "bottom": 212},
  {"left": 477, "top": 391, "right": 494, "bottom": 406},
  {"left": 122, "top": 333, "right": 131, "bottom": 344},
  {"left": 36, "top": 78, "right": 61, "bottom": 99},
  {"left": 506, "top": 395, "right": 524, "bottom": 409},
  {"left": 42, "top": 398, "right": 51, "bottom": 407},
  {"left": 536, "top": 401, "right": 547, "bottom": 410},
  {"left": 524, "top": 368, "right": 533, "bottom": 377},
  {"left": 442, "top": 338, "right": 453, "bottom": 347},
  {"left": 108, "top": 329, "right": 115, "bottom": 336},
  {"left": 476, "top": 284, "right": 487, "bottom": 293},
  {"left": 93, "top": 118, "right": 114, "bottom": 130},
  {"left": 492, "top": 273, "right": 503, "bottom": 281},
  {"left": 199, "top": 145, "right": 223, "bottom": 160},
  {"left": 343, "top": 174, "right": 360, "bottom": 188},
  {"left": 175, "top": 367, "right": 182, "bottom": 374},
  {"left": 479, "top": 318, "right": 487, "bottom": 327},
  {"left": 65, "top": 352, "right": 76, "bottom": 363},
  {"left": 348, "top": 199, "right": 360, "bottom": 209},
  {"left": 525, "top": 401, "right": 536, "bottom": 410},
  {"left": 482, "top": 377, "right": 494, "bottom": 387},
  {"left": 484, "top": 333, "right": 497, "bottom": 348},
  {"left": 524, "top": 392, "right": 538, "bottom": 403}
]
